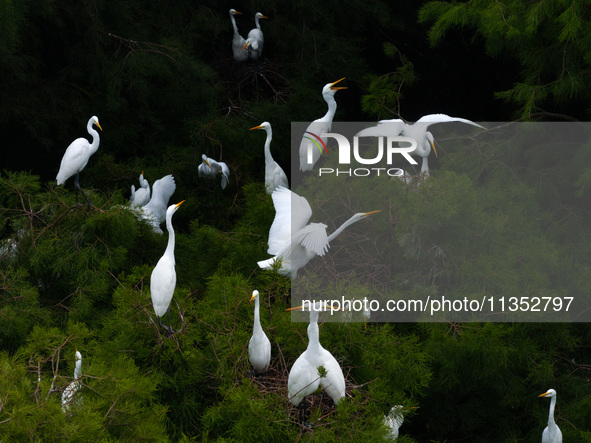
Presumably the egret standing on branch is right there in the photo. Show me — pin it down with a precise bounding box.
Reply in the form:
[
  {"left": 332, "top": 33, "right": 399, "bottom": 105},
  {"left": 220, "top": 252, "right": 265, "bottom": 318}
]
[
  {"left": 356, "top": 114, "right": 484, "bottom": 176},
  {"left": 539, "top": 389, "right": 562, "bottom": 443},
  {"left": 56, "top": 116, "right": 102, "bottom": 206},
  {"left": 287, "top": 304, "right": 345, "bottom": 424},
  {"left": 150, "top": 201, "right": 185, "bottom": 335},
  {"left": 299, "top": 78, "right": 347, "bottom": 171},
  {"left": 257, "top": 187, "right": 380, "bottom": 278},
  {"left": 130, "top": 172, "right": 151, "bottom": 207},
  {"left": 198, "top": 154, "right": 230, "bottom": 190},
  {"left": 248, "top": 290, "right": 271, "bottom": 375},
  {"left": 249, "top": 122, "right": 289, "bottom": 194},
  {"left": 229, "top": 9, "right": 248, "bottom": 65},
  {"left": 244, "top": 12, "right": 267, "bottom": 60},
  {"left": 61, "top": 349, "right": 82, "bottom": 413}
]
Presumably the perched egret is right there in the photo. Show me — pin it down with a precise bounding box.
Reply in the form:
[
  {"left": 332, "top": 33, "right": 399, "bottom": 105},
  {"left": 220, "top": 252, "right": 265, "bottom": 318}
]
[
  {"left": 384, "top": 405, "right": 417, "bottom": 440},
  {"left": 229, "top": 9, "right": 248, "bottom": 65},
  {"left": 299, "top": 78, "right": 347, "bottom": 171},
  {"left": 539, "top": 389, "right": 562, "bottom": 443},
  {"left": 248, "top": 290, "right": 271, "bottom": 374},
  {"left": 130, "top": 172, "right": 151, "bottom": 207},
  {"left": 150, "top": 201, "right": 185, "bottom": 335},
  {"left": 61, "top": 350, "right": 82, "bottom": 413},
  {"left": 258, "top": 187, "right": 380, "bottom": 278},
  {"left": 249, "top": 122, "right": 289, "bottom": 194},
  {"left": 287, "top": 304, "right": 345, "bottom": 424},
  {"left": 356, "top": 114, "right": 484, "bottom": 176},
  {"left": 245, "top": 12, "right": 267, "bottom": 60},
  {"left": 198, "top": 154, "right": 230, "bottom": 190},
  {"left": 56, "top": 116, "right": 102, "bottom": 205},
  {"left": 140, "top": 175, "right": 177, "bottom": 233}
]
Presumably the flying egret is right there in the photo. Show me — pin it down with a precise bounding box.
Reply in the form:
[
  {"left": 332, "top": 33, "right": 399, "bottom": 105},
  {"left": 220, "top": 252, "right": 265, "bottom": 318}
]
[
  {"left": 130, "top": 172, "right": 151, "bottom": 207},
  {"left": 248, "top": 290, "right": 271, "bottom": 374},
  {"left": 299, "top": 78, "right": 347, "bottom": 171},
  {"left": 539, "top": 389, "right": 562, "bottom": 443},
  {"left": 258, "top": 187, "right": 380, "bottom": 278},
  {"left": 245, "top": 12, "right": 267, "bottom": 60},
  {"left": 229, "top": 9, "right": 248, "bottom": 65},
  {"left": 150, "top": 200, "right": 185, "bottom": 335},
  {"left": 287, "top": 304, "right": 345, "bottom": 425},
  {"left": 355, "top": 114, "right": 484, "bottom": 176},
  {"left": 249, "top": 122, "right": 289, "bottom": 194},
  {"left": 198, "top": 154, "right": 230, "bottom": 190},
  {"left": 140, "top": 175, "right": 177, "bottom": 233},
  {"left": 56, "top": 116, "right": 102, "bottom": 205},
  {"left": 61, "top": 350, "right": 82, "bottom": 413},
  {"left": 384, "top": 405, "right": 417, "bottom": 440}
]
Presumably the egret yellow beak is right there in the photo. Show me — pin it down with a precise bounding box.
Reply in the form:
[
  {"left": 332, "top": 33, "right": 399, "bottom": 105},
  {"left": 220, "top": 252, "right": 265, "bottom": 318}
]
[
  {"left": 260, "top": 14, "right": 269, "bottom": 19},
  {"left": 285, "top": 306, "right": 303, "bottom": 311},
  {"left": 205, "top": 160, "right": 211, "bottom": 168},
  {"left": 234, "top": 10, "right": 242, "bottom": 14},
  {"left": 249, "top": 293, "right": 258, "bottom": 302},
  {"left": 250, "top": 125, "right": 263, "bottom": 131},
  {"left": 363, "top": 210, "right": 381, "bottom": 216},
  {"left": 176, "top": 200, "right": 185, "bottom": 207},
  {"left": 94, "top": 120, "right": 103, "bottom": 131},
  {"left": 538, "top": 392, "right": 549, "bottom": 398},
  {"left": 243, "top": 42, "right": 250, "bottom": 50},
  {"left": 431, "top": 141, "right": 438, "bottom": 157},
  {"left": 330, "top": 77, "right": 347, "bottom": 91}
]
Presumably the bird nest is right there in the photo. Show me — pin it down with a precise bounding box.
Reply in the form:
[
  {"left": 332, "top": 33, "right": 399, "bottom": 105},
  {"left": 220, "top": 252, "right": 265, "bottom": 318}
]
[{"left": 244, "top": 348, "right": 373, "bottom": 433}]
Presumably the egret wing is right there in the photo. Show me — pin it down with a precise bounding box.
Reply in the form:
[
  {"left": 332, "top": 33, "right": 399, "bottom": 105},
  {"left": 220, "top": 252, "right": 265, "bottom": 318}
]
[
  {"left": 355, "top": 119, "right": 406, "bottom": 138},
  {"left": 267, "top": 187, "right": 312, "bottom": 255},
  {"left": 413, "top": 113, "right": 484, "bottom": 131}
]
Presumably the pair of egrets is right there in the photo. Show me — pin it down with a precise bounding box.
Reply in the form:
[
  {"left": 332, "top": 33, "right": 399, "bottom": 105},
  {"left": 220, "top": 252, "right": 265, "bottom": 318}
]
[{"left": 229, "top": 9, "right": 267, "bottom": 63}]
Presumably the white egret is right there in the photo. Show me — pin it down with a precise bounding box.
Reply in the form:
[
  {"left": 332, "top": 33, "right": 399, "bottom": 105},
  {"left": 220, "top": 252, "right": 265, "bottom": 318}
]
[
  {"left": 61, "top": 350, "right": 82, "bottom": 413},
  {"left": 150, "top": 200, "right": 185, "bottom": 334},
  {"left": 245, "top": 12, "right": 267, "bottom": 60},
  {"left": 242, "top": 38, "right": 261, "bottom": 60},
  {"left": 198, "top": 154, "right": 230, "bottom": 190},
  {"left": 56, "top": 116, "right": 102, "bottom": 205},
  {"left": 257, "top": 187, "right": 380, "bottom": 278},
  {"left": 130, "top": 172, "right": 151, "bottom": 207},
  {"left": 140, "top": 174, "right": 177, "bottom": 233},
  {"left": 287, "top": 304, "right": 345, "bottom": 424},
  {"left": 299, "top": 78, "right": 347, "bottom": 171},
  {"left": 384, "top": 405, "right": 417, "bottom": 440},
  {"left": 248, "top": 290, "right": 271, "bottom": 374},
  {"left": 355, "top": 114, "right": 484, "bottom": 176},
  {"left": 249, "top": 122, "right": 289, "bottom": 194},
  {"left": 539, "top": 389, "right": 562, "bottom": 443},
  {"left": 229, "top": 9, "right": 248, "bottom": 65}
]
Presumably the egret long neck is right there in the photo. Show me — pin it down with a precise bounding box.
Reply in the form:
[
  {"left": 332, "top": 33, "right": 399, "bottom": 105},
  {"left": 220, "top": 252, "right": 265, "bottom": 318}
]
[
  {"left": 421, "top": 156, "right": 429, "bottom": 174},
  {"left": 263, "top": 128, "right": 275, "bottom": 165},
  {"left": 321, "top": 95, "right": 337, "bottom": 123},
  {"left": 253, "top": 296, "right": 263, "bottom": 333},
  {"left": 230, "top": 14, "right": 239, "bottom": 34},
  {"left": 327, "top": 215, "right": 361, "bottom": 243},
  {"left": 255, "top": 15, "right": 262, "bottom": 30},
  {"left": 87, "top": 121, "right": 100, "bottom": 155},
  {"left": 74, "top": 360, "right": 82, "bottom": 379},
  {"left": 165, "top": 213, "right": 176, "bottom": 262},
  {"left": 548, "top": 395, "right": 557, "bottom": 426}
]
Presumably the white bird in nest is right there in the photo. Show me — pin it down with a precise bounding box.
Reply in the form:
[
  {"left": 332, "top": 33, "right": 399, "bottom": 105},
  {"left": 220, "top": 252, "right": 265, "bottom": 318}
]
[
  {"left": 287, "top": 304, "right": 345, "bottom": 425},
  {"left": 56, "top": 116, "right": 102, "bottom": 206},
  {"left": 139, "top": 174, "right": 177, "bottom": 233},
  {"left": 384, "top": 405, "right": 417, "bottom": 440},
  {"left": 299, "top": 78, "right": 347, "bottom": 171},
  {"left": 229, "top": 9, "right": 248, "bottom": 65},
  {"left": 150, "top": 200, "right": 185, "bottom": 335},
  {"left": 130, "top": 171, "right": 151, "bottom": 207},
  {"left": 539, "top": 389, "right": 562, "bottom": 443},
  {"left": 355, "top": 114, "right": 484, "bottom": 176},
  {"left": 257, "top": 187, "right": 380, "bottom": 278},
  {"left": 248, "top": 290, "right": 271, "bottom": 374},
  {"left": 244, "top": 12, "right": 267, "bottom": 60},
  {"left": 198, "top": 154, "right": 230, "bottom": 190},
  {"left": 249, "top": 122, "right": 289, "bottom": 195},
  {"left": 61, "top": 349, "right": 83, "bottom": 413}
]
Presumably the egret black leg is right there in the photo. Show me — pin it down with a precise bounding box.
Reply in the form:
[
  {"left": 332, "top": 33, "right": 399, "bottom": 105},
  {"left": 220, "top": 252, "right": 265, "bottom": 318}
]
[{"left": 74, "top": 172, "right": 92, "bottom": 206}]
